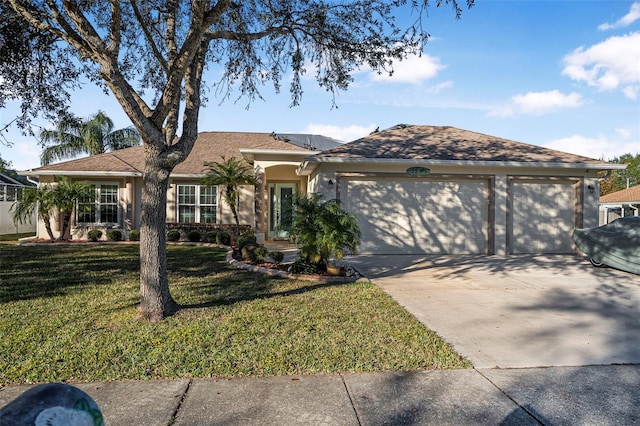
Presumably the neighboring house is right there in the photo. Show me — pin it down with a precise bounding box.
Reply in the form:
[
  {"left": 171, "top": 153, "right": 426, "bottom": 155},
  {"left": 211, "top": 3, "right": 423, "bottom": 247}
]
[
  {"left": 0, "top": 172, "right": 36, "bottom": 235},
  {"left": 599, "top": 184, "right": 640, "bottom": 225},
  {"left": 21, "top": 125, "right": 623, "bottom": 255}
]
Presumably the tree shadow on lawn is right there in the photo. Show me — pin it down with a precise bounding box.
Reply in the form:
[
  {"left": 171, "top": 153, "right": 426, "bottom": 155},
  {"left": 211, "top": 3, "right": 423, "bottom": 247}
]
[
  {"left": 177, "top": 267, "right": 352, "bottom": 311},
  {"left": 0, "top": 244, "right": 228, "bottom": 304}
]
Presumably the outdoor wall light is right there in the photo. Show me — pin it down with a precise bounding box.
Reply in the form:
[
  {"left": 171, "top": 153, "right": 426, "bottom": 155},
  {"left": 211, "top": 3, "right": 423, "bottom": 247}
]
[
  {"left": 588, "top": 185, "right": 595, "bottom": 194},
  {"left": 327, "top": 179, "right": 334, "bottom": 188}
]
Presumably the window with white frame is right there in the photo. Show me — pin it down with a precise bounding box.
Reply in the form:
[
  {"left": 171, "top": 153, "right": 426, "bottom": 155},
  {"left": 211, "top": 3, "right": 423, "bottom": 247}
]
[
  {"left": 76, "top": 184, "right": 119, "bottom": 224},
  {"left": 177, "top": 184, "right": 217, "bottom": 223}
]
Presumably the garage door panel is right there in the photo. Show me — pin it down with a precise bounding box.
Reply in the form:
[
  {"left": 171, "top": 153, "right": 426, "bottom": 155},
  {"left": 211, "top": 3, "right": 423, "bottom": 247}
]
[
  {"left": 510, "top": 181, "right": 575, "bottom": 254},
  {"left": 343, "top": 178, "right": 489, "bottom": 255}
]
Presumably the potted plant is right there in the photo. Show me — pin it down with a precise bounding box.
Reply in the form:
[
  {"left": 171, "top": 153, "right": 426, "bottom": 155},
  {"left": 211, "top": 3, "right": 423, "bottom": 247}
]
[{"left": 290, "top": 194, "right": 361, "bottom": 275}]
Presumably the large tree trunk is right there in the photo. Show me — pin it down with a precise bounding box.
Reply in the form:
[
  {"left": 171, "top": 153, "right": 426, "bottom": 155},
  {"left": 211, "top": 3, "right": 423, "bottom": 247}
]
[{"left": 138, "top": 151, "right": 180, "bottom": 322}]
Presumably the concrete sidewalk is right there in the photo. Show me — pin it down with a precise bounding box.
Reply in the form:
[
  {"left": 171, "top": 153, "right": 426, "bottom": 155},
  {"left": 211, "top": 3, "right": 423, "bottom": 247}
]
[{"left": 2, "top": 365, "right": 639, "bottom": 425}]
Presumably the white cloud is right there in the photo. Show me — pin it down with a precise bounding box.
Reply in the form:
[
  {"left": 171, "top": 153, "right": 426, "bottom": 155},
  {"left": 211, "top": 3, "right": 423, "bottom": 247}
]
[
  {"left": 544, "top": 134, "right": 640, "bottom": 161},
  {"left": 489, "top": 90, "right": 583, "bottom": 116},
  {"left": 426, "top": 81, "right": 454, "bottom": 93},
  {"left": 598, "top": 2, "right": 640, "bottom": 30},
  {"left": 562, "top": 32, "right": 640, "bottom": 99},
  {"left": 370, "top": 54, "right": 445, "bottom": 84},
  {"left": 301, "top": 123, "right": 376, "bottom": 142}
]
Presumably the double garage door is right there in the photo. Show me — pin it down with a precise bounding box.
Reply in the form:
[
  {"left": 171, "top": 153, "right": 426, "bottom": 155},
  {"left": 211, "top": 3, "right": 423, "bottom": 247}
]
[
  {"left": 342, "top": 177, "right": 490, "bottom": 255},
  {"left": 342, "top": 177, "right": 578, "bottom": 255}
]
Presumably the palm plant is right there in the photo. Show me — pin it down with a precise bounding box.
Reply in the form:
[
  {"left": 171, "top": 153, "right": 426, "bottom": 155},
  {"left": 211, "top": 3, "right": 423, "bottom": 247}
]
[
  {"left": 53, "top": 177, "right": 95, "bottom": 240},
  {"left": 11, "top": 176, "right": 95, "bottom": 241},
  {"left": 202, "top": 156, "right": 259, "bottom": 237},
  {"left": 11, "top": 184, "right": 57, "bottom": 240},
  {"left": 40, "top": 111, "right": 140, "bottom": 165},
  {"left": 291, "top": 194, "right": 361, "bottom": 270}
]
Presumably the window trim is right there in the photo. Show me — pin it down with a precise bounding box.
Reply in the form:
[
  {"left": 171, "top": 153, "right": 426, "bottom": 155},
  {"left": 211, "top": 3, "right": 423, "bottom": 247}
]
[
  {"left": 76, "top": 182, "right": 120, "bottom": 226},
  {"left": 176, "top": 184, "right": 219, "bottom": 224}
]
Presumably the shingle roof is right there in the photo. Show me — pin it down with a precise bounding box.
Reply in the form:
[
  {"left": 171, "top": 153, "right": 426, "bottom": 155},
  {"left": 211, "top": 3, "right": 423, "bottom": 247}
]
[
  {"left": 315, "top": 125, "right": 610, "bottom": 164},
  {"left": 28, "top": 132, "right": 313, "bottom": 175},
  {"left": 600, "top": 185, "right": 640, "bottom": 203}
]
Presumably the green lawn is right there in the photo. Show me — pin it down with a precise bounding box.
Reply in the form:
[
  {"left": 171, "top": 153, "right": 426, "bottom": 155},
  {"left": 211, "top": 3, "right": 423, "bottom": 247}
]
[{"left": 0, "top": 242, "right": 470, "bottom": 385}]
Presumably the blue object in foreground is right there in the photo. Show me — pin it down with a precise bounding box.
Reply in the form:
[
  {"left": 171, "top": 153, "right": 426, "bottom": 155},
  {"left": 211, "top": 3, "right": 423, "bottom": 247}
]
[
  {"left": 572, "top": 216, "right": 640, "bottom": 275},
  {"left": 0, "top": 383, "right": 103, "bottom": 426}
]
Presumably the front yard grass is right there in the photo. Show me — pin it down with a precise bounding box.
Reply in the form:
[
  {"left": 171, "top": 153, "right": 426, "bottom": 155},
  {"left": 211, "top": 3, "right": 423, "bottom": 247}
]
[{"left": 0, "top": 242, "right": 470, "bottom": 385}]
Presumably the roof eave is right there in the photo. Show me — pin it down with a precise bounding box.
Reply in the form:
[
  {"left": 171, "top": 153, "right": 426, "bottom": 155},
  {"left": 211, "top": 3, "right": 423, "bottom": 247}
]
[
  {"left": 297, "top": 156, "right": 626, "bottom": 175},
  {"left": 20, "top": 170, "right": 142, "bottom": 177},
  {"left": 240, "top": 148, "right": 318, "bottom": 163}
]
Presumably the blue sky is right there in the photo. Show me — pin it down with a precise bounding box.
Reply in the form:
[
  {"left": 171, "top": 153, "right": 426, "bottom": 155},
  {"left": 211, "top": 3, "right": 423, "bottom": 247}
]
[{"left": 1, "top": 0, "right": 639, "bottom": 171}]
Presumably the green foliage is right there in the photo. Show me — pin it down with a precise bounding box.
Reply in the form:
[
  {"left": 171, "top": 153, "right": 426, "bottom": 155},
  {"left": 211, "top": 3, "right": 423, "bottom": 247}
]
[
  {"left": 39, "top": 111, "right": 140, "bottom": 166},
  {"left": 106, "top": 229, "right": 122, "bottom": 241},
  {"left": 241, "top": 244, "right": 259, "bottom": 262},
  {"left": 128, "top": 230, "right": 140, "bottom": 241},
  {"left": 600, "top": 153, "right": 640, "bottom": 195},
  {"left": 204, "top": 230, "right": 219, "bottom": 243},
  {"left": 87, "top": 230, "right": 102, "bottom": 242},
  {"left": 167, "top": 230, "right": 181, "bottom": 242},
  {"left": 291, "top": 194, "right": 361, "bottom": 267},
  {"left": 187, "top": 230, "right": 202, "bottom": 242},
  {"left": 269, "top": 251, "right": 285, "bottom": 264},
  {"left": 237, "top": 234, "right": 257, "bottom": 251},
  {"left": 216, "top": 231, "right": 231, "bottom": 246},
  {"left": 53, "top": 177, "right": 95, "bottom": 241},
  {"left": 202, "top": 156, "right": 259, "bottom": 235},
  {"left": 12, "top": 176, "right": 94, "bottom": 241},
  {"left": 11, "top": 183, "right": 57, "bottom": 240},
  {"left": 289, "top": 258, "right": 320, "bottom": 275},
  {"left": 254, "top": 246, "right": 269, "bottom": 263}
]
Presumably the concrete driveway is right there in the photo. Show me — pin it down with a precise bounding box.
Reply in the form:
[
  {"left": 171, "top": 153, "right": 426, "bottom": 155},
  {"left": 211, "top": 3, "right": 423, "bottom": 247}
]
[{"left": 347, "top": 254, "right": 640, "bottom": 369}]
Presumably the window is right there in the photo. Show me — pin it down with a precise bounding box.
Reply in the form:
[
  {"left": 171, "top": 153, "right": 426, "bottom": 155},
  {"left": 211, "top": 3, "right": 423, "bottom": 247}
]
[
  {"left": 177, "top": 185, "right": 217, "bottom": 223},
  {"left": 77, "top": 184, "right": 119, "bottom": 224}
]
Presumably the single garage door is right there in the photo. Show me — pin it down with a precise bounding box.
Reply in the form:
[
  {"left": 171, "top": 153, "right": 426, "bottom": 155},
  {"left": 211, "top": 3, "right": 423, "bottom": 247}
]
[
  {"left": 342, "top": 177, "right": 489, "bottom": 254},
  {"left": 509, "top": 179, "right": 577, "bottom": 254}
]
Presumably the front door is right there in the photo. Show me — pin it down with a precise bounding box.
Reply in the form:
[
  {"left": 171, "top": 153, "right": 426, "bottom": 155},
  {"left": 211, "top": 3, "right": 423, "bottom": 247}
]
[{"left": 268, "top": 183, "right": 296, "bottom": 239}]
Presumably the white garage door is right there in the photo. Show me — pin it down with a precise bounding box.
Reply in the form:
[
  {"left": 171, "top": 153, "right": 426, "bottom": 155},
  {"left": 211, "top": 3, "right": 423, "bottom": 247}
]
[
  {"left": 342, "top": 178, "right": 489, "bottom": 255},
  {"left": 510, "top": 180, "right": 576, "bottom": 254}
]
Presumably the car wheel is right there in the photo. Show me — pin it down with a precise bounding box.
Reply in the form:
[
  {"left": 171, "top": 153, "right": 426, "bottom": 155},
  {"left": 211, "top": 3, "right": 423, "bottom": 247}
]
[{"left": 589, "top": 258, "right": 605, "bottom": 267}]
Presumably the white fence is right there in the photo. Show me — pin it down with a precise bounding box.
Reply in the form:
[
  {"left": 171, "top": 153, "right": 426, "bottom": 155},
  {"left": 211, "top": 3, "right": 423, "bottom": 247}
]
[{"left": 0, "top": 183, "right": 36, "bottom": 235}]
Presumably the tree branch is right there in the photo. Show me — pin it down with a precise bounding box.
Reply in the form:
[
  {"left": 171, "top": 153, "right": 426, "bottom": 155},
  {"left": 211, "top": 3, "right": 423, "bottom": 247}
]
[
  {"left": 107, "top": 0, "right": 121, "bottom": 56},
  {"left": 129, "top": 0, "right": 169, "bottom": 74}
]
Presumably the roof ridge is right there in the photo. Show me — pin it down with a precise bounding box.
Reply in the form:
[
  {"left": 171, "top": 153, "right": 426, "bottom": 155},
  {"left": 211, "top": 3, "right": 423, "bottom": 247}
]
[{"left": 110, "top": 149, "right": 143, "bottom": 173}]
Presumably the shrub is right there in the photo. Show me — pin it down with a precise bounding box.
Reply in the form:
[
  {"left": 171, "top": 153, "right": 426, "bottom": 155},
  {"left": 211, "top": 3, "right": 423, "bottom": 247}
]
[
  {"left": 254, "top": 246, "right": 269, "bottom": 263},
  {"left": 106, "top": 229, "right": 122, "bottom": 241},
  {"left": 268, "top": 251, "right": 285, "bottom": 264},
  {"left": 289, "top": 258, "right": 319, "bottom": 275},
  {"left": 167, "top": 230, "right": 181, "bottom": 242},
  {"left": 129, "top": 230, "right": 140, "bottom": 241},
  {"left": 237, "top": 234, "right": 257, "bottom": 251},
  {"left": 187, "top": 230, "right": 202, "bottom": 242},
  {"left": 204, "top": 230, "right": 219, "bottom": 243},
  {"left": 87, "top": 230, "right": 102, "bottom": 242},
  {"left": 291, "top": 194, "right": 361, "bottom": 268},
  {"left": 241, "top": 243, "right": 258, "bottom": 262},
  {"left": 216, "top": 231, "right": 231, "bottom": 246}
]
